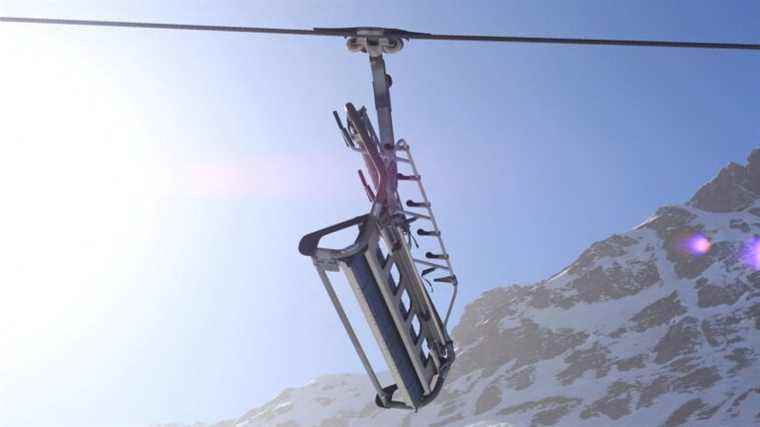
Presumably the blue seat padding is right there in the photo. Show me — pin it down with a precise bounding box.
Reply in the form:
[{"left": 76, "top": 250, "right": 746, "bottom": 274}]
[{"left": 346, "top": 251, "right": 424, "bottom": 405}]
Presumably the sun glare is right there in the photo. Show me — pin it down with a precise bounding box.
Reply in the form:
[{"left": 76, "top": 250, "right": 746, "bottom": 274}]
[{"left": 0, "top": 30, "right": 170, "bottom": 370}]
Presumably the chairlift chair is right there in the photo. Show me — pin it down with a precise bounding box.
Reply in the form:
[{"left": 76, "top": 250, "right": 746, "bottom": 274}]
[{"left": 299, "top": 33, "right": 459, "bottom": 410}]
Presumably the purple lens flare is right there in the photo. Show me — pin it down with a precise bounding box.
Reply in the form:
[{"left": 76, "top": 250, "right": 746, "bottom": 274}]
[
  {"left": 674, "top": 231, "right": 711, "bottom": 257},
  {"left": 742, "top": 237, "right": 760, "bottom": 270},
  {"left": 686, "top": 234, "right": 711, "bottom": 256}
]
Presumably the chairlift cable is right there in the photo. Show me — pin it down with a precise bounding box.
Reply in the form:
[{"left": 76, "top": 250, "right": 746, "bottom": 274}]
[{"left": 3, "top": 16, "right": 760, "bottom": 51}]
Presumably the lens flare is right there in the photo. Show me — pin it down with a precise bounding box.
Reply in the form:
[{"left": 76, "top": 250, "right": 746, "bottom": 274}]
[
  {"left": 686, "top": 234, "right": 711, "bottom": 255},
  {"left": 675, "top": 232, "right": 711, "bottom": 256},
  {"left": 742, "top": 238, "right": 760, "bottom": 270}
]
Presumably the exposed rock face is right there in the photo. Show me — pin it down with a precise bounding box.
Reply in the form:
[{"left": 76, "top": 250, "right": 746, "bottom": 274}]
[
  {"left": 662, "top": 398, "right": 707, "bottom": 427},
  {"left": 474, "top": 386, "right": 502, "bottom": 416},
  {"left": 689, "top": 148, "right": 760, "bottom": 212},
  {"left": 630, "top": 290, "right": 686, "bottom": 331},
  {"left": 653, "top": 316, "right": 702, "bottom": 364},
  {"left": 696, "top": 278, "right": 747, "bottom": 308},
  {"left": 164, "top": 151, "right": 760, "bottom": 426}
]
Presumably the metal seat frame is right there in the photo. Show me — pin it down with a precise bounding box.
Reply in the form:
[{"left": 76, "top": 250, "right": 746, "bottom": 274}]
[
  {"left": 299, "top": 34, "right": 457, "bottom": 410},
  {"left": 299, "top": 209, "right": 454, "bottom": 409}
]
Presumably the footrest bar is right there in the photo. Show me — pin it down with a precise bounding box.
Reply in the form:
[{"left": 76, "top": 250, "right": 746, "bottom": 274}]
[{"left": 413, "top": 258, "right": 450, "bottom": 270}]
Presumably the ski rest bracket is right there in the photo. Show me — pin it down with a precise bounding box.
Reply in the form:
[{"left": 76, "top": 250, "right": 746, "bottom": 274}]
[{"left": 299, "top": 212, "right": 454, "bottom": 410}]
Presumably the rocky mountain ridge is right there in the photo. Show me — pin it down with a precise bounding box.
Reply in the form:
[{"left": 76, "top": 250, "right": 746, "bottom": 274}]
[{"left": 159, "top": 149, "right": 760, "bottom": 427}]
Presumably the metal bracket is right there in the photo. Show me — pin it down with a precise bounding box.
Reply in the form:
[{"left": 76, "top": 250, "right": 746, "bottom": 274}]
[{"left": 342, "top": 27, "right": 406, "bottom": 56}]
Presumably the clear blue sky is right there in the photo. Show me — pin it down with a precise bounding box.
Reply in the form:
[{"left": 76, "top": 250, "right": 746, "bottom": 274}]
[{"left": 2, "top": 1, "right": 759, "bottom": 426}]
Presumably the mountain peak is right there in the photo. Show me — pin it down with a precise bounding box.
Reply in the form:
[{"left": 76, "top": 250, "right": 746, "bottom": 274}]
[{"left": 689, "top": 148, "right": 760, "bottom": 212}]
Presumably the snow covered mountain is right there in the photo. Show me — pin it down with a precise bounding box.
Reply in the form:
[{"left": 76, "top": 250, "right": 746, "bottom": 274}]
[{"left": 161, "top": 150, "right": 760, "bottom": 427}]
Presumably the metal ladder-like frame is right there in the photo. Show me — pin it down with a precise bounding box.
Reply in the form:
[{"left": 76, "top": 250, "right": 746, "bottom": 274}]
[
  {"left": 342, "top": 131, "right": 459, "bottom": 327},
  {"left": 393, "top": 139, "right": 458, "bottom": 327}
]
